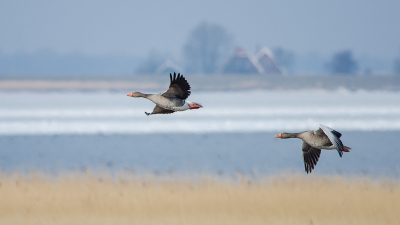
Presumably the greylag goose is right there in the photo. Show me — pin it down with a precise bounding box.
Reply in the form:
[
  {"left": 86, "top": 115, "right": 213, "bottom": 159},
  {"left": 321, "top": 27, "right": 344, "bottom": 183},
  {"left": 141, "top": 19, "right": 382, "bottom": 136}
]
[
  {"left": 275, "top": 124, "right": 351, "bottom": 174},
  {"left": 127, "top": 73, "right": 202, "bottom": 115}
]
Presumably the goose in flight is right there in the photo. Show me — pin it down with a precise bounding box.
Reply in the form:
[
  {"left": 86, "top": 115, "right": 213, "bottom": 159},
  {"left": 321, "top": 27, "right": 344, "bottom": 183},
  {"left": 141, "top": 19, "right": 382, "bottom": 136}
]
[
  {"left": 275, "top": 124, "right": 351, "bottom": 174},
  {"left": 127, "top": 73, "right": 202, "bottom": 115}
]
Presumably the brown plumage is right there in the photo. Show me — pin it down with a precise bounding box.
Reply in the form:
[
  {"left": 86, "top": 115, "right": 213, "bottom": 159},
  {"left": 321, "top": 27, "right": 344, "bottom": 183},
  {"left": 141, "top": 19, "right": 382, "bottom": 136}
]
[
  {"left": 275, "top": 124, "right": 351, "bottom": 174},
  {"left": 127, "top": 72, "right": 202, "bottom": 116}
]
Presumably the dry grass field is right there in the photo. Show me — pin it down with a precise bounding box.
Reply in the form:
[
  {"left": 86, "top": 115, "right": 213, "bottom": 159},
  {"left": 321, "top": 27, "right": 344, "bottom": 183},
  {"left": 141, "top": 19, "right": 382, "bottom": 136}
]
[{"left": 0, "top": 172, "right": 399, "bottom": 225}]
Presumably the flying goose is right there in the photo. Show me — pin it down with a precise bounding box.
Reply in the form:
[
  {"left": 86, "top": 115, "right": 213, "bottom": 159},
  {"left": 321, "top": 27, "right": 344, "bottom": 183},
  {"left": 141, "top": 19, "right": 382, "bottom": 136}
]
[
  {"left": 127, "top": 73, "right": 202, "bottom": 115},
  {"left": 275, "top": 124, "right": 351, "bottom": 174}
]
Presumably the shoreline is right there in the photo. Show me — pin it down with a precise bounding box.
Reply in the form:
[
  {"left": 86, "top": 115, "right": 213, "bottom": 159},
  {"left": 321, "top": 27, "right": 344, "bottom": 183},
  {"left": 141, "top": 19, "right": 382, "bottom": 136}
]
[{"left": 1, "top": 75, "right": 400, "bottom": 91}]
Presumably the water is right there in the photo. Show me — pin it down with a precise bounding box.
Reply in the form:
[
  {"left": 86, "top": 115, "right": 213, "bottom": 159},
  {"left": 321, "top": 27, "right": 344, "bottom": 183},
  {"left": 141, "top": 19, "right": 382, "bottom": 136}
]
[
  {"left": 1, "top": 90, "right": 400, "bottom": 134},
  {"left": 0, "top": 90, "right": 399, "bottom": 177}
]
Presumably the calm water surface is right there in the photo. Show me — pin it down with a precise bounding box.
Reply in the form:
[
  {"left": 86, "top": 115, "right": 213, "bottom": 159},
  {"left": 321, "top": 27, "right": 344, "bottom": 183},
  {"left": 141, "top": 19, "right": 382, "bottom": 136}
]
[{"left": 0, "top": 90, "right": 399, "bottom": 177}]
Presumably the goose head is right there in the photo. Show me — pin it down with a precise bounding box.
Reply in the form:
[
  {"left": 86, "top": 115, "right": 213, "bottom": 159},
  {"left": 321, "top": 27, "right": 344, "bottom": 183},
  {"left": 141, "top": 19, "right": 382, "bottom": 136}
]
[
  {"left": 275, "top": 132, "right": 289, "bottom": 139},
  {"left": 127, "top": 92, "right": 145, "bottom": 98}
]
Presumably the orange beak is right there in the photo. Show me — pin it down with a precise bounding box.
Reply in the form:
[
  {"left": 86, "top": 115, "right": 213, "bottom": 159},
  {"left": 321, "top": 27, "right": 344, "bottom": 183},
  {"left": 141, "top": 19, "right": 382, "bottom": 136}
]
[
  {"left": 127, "top": 93, "right": 132, "bottom": 97},
  {"left": 275, "top": 133, "right": 282, "bottom": 138}
]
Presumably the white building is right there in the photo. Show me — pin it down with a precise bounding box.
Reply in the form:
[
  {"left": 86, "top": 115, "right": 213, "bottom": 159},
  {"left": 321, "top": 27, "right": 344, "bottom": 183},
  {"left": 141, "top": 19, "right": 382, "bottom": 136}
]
[{"left": 221, "top": 47, "right": 283, "bottom": 75}]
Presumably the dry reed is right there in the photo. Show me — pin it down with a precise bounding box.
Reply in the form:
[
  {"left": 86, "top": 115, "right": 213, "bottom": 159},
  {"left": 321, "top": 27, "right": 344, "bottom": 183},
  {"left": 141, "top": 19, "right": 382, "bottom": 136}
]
[{"left": 0, "top": 172, "right": 399, "bottom": 225}]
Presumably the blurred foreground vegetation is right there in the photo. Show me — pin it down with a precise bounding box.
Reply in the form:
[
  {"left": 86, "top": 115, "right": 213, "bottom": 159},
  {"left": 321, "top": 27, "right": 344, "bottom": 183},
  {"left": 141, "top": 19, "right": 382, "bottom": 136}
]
[{"left": 0, "top": 172, "right": 399, "bottom": 225}]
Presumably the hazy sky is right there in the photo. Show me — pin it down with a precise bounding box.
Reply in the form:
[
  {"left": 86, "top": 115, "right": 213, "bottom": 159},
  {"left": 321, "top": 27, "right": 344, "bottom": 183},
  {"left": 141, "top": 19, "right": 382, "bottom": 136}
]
[{"left": 1, "top": 0, "right": 399, "bottom": 60}]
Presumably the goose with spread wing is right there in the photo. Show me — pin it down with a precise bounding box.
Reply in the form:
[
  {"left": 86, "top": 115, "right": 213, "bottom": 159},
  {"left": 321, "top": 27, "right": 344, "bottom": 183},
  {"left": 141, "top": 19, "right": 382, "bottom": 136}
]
[
  {"left": 127, "top": 73, "right": 202, "bottom": 115},
  {"left": 275, "top": 124, "right": 351, "bottom": 174}
]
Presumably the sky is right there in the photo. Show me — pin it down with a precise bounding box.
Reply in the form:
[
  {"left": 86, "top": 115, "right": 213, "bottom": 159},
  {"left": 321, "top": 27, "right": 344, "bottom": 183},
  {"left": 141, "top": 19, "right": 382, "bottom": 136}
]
[{"left": 0, "top": 0, "right": 399, "bottom": 63}]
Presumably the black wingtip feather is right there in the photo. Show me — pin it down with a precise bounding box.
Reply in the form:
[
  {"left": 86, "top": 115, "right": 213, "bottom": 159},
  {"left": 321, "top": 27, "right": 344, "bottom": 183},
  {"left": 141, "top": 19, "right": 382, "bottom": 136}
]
[
  {"left": 335, "top": 139, "right": 344, "bottom": 157},
  {"left": 303, "top": 146, "right": 321, "bottom": 174},
  {"left": 305, "top": 154, "right": 311, "bottom": 173},
  {"left": 165, "top": 72, "right": 191, "bottom": 99},
  {"left": 332, "top": 130, "right": 342, "bottom": 138}
]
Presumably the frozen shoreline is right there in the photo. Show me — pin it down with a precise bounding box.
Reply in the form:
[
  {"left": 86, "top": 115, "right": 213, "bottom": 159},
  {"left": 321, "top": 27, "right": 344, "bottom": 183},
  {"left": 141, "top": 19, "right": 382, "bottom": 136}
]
[
  {"left": 1, "top": 90, "right": 400, "bottom": 135},
  {"left": 1, "top": 75, "right": 400, "bottom": 91}
]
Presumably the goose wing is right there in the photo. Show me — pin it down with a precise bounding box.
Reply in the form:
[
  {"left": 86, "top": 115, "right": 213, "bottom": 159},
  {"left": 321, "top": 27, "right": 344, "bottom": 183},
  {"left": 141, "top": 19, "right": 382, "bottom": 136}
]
[
  {"left": 162, "top": 73, "right": 191, "bottom": 100},
  {"left": 317, "top": 124, "right": 344, "bottom": 157},
  {"left": 314, "top": 126, "right": 342, "bottom": 138},
  {"left": 147, "top": 105, "right": 175, "bottom": 115},
  {"left": 302, "top": 141, "right": 322, "bottom": 174}
]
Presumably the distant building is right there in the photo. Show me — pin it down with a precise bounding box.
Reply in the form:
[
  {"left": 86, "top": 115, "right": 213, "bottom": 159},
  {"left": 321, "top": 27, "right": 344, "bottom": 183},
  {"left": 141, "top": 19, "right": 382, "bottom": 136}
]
[
  {"left": 156, "top": 60, "right": 184, "bottom": 74},
  {"left": 221, "top": 48, "right": 264, "bottom": 74},
  {"left": 256, "top": 48, "right": 283, "bottom": 75},
  {"left": 221, "top": 47, "right": 283, "bottom": 75}
]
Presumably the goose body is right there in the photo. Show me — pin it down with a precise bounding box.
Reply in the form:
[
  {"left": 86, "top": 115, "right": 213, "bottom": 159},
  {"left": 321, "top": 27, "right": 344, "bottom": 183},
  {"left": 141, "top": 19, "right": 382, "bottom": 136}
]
[
  {"left": 146, "top": 94, "right": 190, "bottom": 111},
  {"left": 275, "top": 124, "right": 351, "bottom": 174},
  {"left": 127, "top": 73, "right": 202, "bottom": 115}
]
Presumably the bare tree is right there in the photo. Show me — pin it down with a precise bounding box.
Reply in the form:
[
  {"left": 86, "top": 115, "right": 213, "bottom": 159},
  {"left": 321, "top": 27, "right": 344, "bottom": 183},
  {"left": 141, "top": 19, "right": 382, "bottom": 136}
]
[
  {"left": 394, "top": 58, "right": 400, "bottom": 74},
  {"left": 183, "top": 22, "right": 233, "bottom": 74},
  {"left": 326, "top": 50, "right": 358, "bottom": 74},
  {"left": 394, "top": 49, "right": 400, "bottom": 74}
]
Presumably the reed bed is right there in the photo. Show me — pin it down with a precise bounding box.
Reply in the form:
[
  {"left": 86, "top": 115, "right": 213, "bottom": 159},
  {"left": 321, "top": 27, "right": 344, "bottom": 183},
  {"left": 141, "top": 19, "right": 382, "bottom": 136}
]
[{"left": 0, "top": 172, "right": 399, "bottom": 225}]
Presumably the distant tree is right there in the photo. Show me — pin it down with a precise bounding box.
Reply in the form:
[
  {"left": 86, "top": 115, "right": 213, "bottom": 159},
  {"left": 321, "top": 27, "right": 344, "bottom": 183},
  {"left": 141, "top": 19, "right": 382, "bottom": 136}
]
[
  {"left": 135, "top": 50, "right": 167, "bottom": 74},
  {"left": 394, "top": 58, "right": 400, "bottom": 74},
  {"left": 272, "top": 47, "right": 295, "bottom": 72},
  {"left": 326, "top": 50, "right": 358, "bottom": 74},
  {"left": 183, "top": 22, "right": 233, "bottom": 74},
  {"left": 394, "top": 49, "right": 400, "bottom": 74}
]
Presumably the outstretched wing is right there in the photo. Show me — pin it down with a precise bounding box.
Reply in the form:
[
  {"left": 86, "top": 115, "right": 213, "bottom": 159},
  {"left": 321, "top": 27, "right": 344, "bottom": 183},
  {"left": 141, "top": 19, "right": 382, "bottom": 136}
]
[
  {"left": 317, "top": 124, "right": 344, "bottom": 157},
  {"left": 162, "top": 72, "right": 191, "bottom": 100},
  {"left": 147, "top": 105, "right": 175, "bottom": 115},
  {"left": 314, "top": 126, "right": 342, "bottom": 138},
  {"left": 302, "top": 141, "right": 322, "bottom": 174}
]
